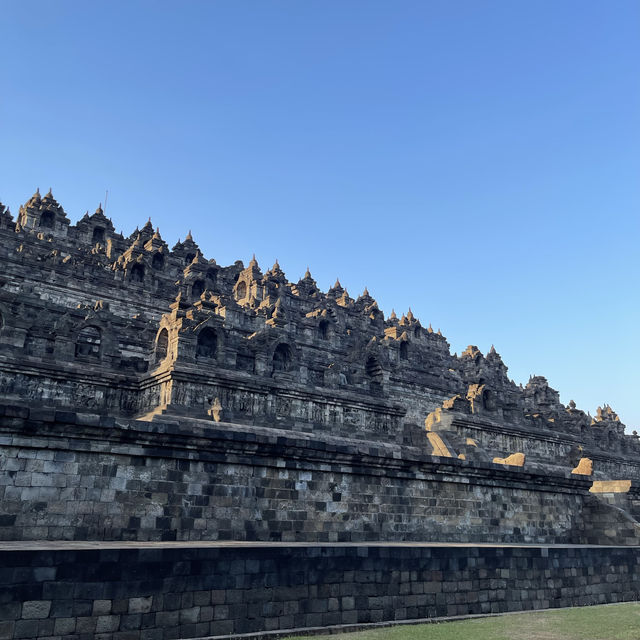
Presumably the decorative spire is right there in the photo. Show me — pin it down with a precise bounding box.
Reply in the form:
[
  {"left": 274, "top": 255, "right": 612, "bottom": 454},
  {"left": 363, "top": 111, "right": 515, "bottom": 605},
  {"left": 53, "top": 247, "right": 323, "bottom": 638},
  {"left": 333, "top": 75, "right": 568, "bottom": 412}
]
[
  {"left": 265, "top": 259, "right": 286, "bottom": 283},
  {"left": 389, "top": 309, "right": 397, "bottom": 320},
  {"left": 336, "top": 288, "right": 353, "bottom": 307},
  {"left": 407, "top": 308, "right": 415, "bottom": 322},
  {"left": 363, "top": 287, "right": 369, "bottom": 297},
  {"left": 304, "top": 266, "right": 312, "bottom": 279},
  {"left": 185, "top": 229, "right": 193, "bottom": 241},
  {"left": 40, "top": 189, "right": 63, "bottom": 211},
  {"left": 27, "top": 188, "right": 41, "bottom": 206},
  {"left": 327, "top": 278, "right": 344, "bottom": 298},
  {"left": 249, "top": 253, "right": 258, "bottom": 267}
]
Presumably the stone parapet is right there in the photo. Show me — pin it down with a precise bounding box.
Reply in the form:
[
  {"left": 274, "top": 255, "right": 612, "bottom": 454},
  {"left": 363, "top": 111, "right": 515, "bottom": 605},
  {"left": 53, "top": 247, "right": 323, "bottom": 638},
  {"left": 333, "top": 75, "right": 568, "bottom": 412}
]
[{"left": 2, "top": 403, "right": 630, "bottom": 545}]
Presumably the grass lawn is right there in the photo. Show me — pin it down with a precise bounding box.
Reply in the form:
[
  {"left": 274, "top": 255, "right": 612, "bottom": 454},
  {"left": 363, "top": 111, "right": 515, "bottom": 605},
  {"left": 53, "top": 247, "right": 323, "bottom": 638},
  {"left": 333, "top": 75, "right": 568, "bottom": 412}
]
[{"left": 284, "top": 603, "right": 640, "bottom": 640}]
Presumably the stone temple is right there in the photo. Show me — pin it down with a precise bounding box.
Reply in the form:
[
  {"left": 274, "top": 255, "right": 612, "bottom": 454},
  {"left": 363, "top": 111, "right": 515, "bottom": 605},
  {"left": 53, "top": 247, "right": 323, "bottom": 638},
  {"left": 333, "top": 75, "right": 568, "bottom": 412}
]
[{"left": 0, "top": 190, "right": 639, "bottom": 639}]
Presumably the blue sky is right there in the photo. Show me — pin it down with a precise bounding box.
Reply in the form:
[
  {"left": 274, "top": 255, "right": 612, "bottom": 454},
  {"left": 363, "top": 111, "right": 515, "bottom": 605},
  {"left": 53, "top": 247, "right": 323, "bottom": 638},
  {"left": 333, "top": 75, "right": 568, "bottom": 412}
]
[{"left": 2, "top": 1, "right": 639, "bottom": 428}]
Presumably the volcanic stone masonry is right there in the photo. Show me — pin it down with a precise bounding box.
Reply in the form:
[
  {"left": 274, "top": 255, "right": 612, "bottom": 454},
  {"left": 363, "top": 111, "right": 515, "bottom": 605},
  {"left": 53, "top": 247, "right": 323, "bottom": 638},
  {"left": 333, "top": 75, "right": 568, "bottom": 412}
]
[{"left": 0, "top": 190, "right": 639, "bottom": 639}]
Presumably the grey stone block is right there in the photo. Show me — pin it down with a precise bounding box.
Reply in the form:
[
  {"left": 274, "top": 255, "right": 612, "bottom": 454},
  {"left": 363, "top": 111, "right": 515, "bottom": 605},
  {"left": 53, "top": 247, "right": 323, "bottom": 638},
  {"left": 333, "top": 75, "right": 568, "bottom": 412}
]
[{"left": 22, "top": 600, "right": 51, "bottom": 619}]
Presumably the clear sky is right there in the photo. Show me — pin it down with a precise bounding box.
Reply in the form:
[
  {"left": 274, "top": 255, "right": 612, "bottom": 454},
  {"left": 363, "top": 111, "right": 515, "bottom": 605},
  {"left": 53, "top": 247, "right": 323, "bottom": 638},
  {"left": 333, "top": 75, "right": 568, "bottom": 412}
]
[{"left": 2, "top": 1, "right": 639, "bottom": 428}]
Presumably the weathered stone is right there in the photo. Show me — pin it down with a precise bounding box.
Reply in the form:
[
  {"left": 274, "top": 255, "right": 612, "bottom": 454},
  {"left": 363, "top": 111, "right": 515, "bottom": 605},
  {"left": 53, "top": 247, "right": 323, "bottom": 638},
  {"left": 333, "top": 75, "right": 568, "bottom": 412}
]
[
  {"left": 21, "top": 600, "right": 51, "bottom": 619},
  {"left": 0, "top": 191, "right": 639, "bottom": 638}
]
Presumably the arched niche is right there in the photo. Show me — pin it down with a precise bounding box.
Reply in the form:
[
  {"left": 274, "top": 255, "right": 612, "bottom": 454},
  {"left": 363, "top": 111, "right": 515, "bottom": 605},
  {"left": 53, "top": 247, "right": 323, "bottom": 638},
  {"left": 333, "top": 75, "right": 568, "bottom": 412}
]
[
  {"left": 196, "top": 327, "right": 217, "bottom": 359},
  {"left": 318, "top": 319, "right": 329, "bottom": 340},
  {"left": 151, "top": 252, "right": 165, "bottom": 271},
  {"left": 155, "top": 328, "right": 169, "bottom": 362},
  {"left": 192, "top": 279, "right": 205, "bottom": 299},
  {"left": 92, "top": 226, "right": 105, "bottom": 244},
  {"left": 482, "top": 388, "right": 496, "bottom": 411},
  {"left": 40, "top": 210, "right": 55, "bottom": 229},
  {"left": 272, "top": 343, "right": 292, "bottom": 372},
  {"left": 23, "top": 329, "right": 38, "bottom": 356},
  {"left": 185, "top": 253, "right": 196, "bottom": 265},
  {"left": 400, "top": 341, "right": 409, "bottom": 360},
  {"left": 236, "top": 280, "right": 247, "bottom": 300},
  {"left": 75, "top": 326, "right": 102, "bottom": 358},
  {"left": 130, "top": 263, "right": 145, "bottom": 283},
  {"left": 206, "top": 268, "right": 217, "bottom": 287}
]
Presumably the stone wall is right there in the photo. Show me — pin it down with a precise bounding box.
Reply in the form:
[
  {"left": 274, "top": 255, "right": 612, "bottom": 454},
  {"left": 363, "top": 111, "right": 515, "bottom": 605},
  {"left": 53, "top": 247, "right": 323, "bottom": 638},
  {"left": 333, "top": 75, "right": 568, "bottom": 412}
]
[
  {"left": 2, "top": 403, "right": 627, "bottom": 545},
  {"left": 1, "top": 543, "right": 639, "bottom": 640}
]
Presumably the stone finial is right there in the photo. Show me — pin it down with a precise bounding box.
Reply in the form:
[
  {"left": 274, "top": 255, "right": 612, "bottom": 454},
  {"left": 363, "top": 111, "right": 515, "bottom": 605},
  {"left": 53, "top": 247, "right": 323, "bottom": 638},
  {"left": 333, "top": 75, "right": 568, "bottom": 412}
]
[
  {"left": 407, "top": 308, "right": 415, "bottom": 322},
  {"left": 461, "top": 345, "right": 481, "bottom": 359},
  {"left": 169, "top": 291, "right": 190, "bottom": 312},
  {"left": 27, "top": 188, "right": 41, "bottom": 206},
  {"left": 389, "top": 309, "right": 397, "bottom": 321},
  {"left": 208, "top": 397, "right": 223, "bottom": 422},
  {"left": 493, "top": 452, "right": 525, "bottom": 467},
  {"left": 265, "top": 259, "right": 286, "bottom": 282},
  {"left": 0, "top": 202, "right": 12, "bottom": 225},
  {"left": 272, "top": 297, "right": 285, "bottom": 319},
  {"left": 572, "top": 458, "right": 593, "bottom": 476},
  {"left": 185, "top": 229, "right": 193, "bottom": 241},
  {"left": 595, "top": 404, "right": 621, "bottom": 424},
  {"left": 336, "top": 288, "right": 353, "bottom": 307},
  {"left": 327, "top": 278, "right": 344, "bottom": 298},
  {"left": 356, "top": 288, "right": 375, "bottom": 307}
]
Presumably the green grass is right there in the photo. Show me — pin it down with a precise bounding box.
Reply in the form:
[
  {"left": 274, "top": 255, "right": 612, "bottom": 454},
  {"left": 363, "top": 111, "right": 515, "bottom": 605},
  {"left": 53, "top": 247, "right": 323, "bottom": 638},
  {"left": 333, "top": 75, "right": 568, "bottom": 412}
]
[{"left": 284, "top": 603, "right": 640, "bottom": 640}]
